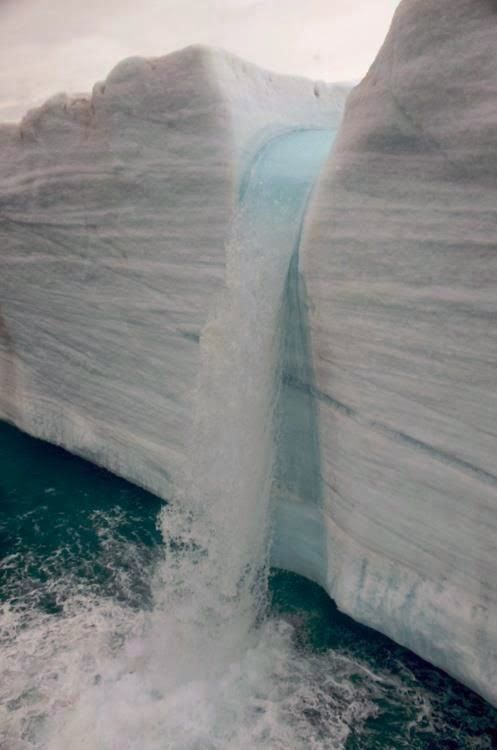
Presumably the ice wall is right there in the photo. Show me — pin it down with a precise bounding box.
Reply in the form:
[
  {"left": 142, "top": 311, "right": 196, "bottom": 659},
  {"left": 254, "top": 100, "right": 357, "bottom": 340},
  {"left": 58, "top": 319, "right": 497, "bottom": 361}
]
[
  {"left": 301, "top": 0, "right": 497, "bottom": 706},
  {"left": 0, "top": 47, "right": 347, "bottom": 507}
]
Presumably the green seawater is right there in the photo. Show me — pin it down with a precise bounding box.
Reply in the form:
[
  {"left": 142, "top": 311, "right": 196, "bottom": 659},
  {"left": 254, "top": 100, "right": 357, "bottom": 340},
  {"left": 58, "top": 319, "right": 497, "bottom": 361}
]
[{"left": 1, "top": 420, "right": 496, "bottom": 749}]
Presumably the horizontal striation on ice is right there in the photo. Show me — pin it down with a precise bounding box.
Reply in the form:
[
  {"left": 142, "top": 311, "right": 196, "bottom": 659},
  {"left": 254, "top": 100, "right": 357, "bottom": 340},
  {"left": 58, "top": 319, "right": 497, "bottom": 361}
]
[
  {"left": 0, "top": 46, "right": 347, "bottom": 504},
  {"left": 301, "top": 0, "right": 497, "bottom": 706}
]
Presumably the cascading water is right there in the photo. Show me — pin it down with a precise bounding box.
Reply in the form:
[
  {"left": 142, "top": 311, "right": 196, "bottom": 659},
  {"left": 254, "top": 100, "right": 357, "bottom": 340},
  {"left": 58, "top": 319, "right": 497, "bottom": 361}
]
[
  {"left": 135, "top": 127, "right": 339, "bottom": 704},
  {"left": 162, "top": 127, "right": 338, "bottom": 656}
]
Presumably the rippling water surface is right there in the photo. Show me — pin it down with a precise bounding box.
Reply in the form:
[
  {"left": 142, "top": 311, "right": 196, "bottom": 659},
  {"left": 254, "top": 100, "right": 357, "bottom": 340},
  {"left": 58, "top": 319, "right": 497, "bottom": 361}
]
[{"left": 1, "top": 421, "right": 496, "bottom": 749}]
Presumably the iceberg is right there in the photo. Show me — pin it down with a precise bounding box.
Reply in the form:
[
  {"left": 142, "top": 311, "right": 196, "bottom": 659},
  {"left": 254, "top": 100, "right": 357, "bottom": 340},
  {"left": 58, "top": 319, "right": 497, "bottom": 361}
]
[
  {"left": 1, "top": 0, "right": 496, "bottom": 710},
  {"left": 301, "top": 0, "right": 497, "bottom": 707}
]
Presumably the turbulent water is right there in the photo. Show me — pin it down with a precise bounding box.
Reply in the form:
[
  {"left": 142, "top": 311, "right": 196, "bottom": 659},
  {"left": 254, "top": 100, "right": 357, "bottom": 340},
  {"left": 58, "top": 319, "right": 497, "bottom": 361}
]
[{"left": 1, "top": 421, "right": 497, "bottom": 749}]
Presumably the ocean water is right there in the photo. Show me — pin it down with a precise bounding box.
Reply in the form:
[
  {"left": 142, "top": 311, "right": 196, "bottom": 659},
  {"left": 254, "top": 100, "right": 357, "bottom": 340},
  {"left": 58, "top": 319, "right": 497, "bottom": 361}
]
[{"left": 1, "top": 420, "right": 497, "bottom": 750}]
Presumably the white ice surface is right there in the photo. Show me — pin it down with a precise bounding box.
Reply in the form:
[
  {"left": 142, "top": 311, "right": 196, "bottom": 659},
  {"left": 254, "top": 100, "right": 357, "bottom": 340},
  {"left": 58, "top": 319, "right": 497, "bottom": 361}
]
[{"left": 301, "top": 0, "right": 497, "bottom": 707}]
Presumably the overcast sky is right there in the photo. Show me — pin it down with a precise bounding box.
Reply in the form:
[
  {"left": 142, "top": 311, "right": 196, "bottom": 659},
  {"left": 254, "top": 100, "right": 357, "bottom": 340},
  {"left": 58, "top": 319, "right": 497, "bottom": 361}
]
[{"left": 0, "top": 0, "right": 399, "bottom": 122}]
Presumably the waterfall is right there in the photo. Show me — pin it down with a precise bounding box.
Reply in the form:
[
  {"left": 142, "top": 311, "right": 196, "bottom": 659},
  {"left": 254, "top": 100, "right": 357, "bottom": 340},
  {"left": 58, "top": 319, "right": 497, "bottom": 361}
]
[{"left": 145, "top": 127, "right": 336, "bottom": 682}]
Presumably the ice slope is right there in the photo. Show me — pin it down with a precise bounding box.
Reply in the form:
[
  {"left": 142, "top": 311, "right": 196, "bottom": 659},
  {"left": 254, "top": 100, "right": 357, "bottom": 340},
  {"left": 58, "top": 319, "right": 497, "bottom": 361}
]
[
  {"left": 0, "top": 47, "right": 347, "bottom": 507},
  {"left": 301, "top": 0, "right": 497, "bottom": 706}
]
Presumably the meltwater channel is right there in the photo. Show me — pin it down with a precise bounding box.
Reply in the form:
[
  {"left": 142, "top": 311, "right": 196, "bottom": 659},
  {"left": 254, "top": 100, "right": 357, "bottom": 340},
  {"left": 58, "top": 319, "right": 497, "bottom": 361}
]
[{"left": 1, "top": 129, "right": 497, "bottom": 750}]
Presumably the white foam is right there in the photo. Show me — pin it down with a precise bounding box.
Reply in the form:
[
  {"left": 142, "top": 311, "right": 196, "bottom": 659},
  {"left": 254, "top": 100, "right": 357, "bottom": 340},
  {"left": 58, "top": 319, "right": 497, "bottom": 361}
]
[{"left": 0, "top": 575, "right": 378, "bottom": 750}]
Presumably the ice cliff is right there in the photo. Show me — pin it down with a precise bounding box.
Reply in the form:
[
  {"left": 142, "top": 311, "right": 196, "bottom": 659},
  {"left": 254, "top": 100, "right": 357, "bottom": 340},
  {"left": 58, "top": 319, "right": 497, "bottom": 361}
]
[
  {"left": 301, "top": 0, "right": 497, "bottom": 707},
  {"left": 0, "top": 47, "right": 346, "bottom": 503}
]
